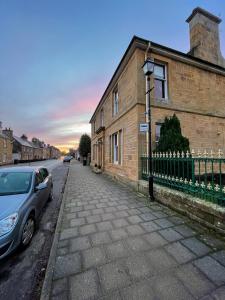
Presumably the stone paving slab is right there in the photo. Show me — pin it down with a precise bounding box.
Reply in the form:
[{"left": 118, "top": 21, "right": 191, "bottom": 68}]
[{"left": 43, "top": 161, "right": 225, "bottom": 300}]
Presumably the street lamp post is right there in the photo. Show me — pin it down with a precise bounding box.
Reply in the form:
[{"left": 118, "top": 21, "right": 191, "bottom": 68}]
[{"left": 142, "top": 58, "right": 155, "bottom": 201}]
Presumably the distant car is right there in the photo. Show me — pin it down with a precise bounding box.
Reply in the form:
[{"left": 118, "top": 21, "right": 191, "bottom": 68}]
[
  {"left": 0, "top": 166, "right": 53, "bottom": 259},
  {"left": 63, "top": 156, "right": 73, "bottom": 162}
]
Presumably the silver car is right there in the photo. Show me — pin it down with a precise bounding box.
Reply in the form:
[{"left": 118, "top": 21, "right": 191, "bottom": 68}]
[{"left": 0, "top": 166, "right": 53, "bottom": 259}]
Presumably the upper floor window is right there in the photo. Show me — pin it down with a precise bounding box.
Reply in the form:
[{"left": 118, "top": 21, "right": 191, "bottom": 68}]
[
  {"left": 100, "top": 108, "right": 104, "bottom": 127},
  {"left": 154, "top": 64, "right": 167, "bottom": 99},
  {"left": 93, "top": 120, "right": 96, "bottom": 134},
  {"left": 3, "top": 139, "right": 6, "bottom": 148},
  {"left": 113, "top": 90, "right": 119, "bottom": 116}
]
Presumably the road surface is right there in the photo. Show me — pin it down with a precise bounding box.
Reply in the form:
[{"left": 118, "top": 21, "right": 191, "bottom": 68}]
[{"left": 0, "top": 159, "right": 69, "bottom": 300}]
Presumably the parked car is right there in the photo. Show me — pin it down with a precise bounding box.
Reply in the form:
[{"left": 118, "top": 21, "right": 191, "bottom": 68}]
[
  {"left": 0, "top": 166, "right": 53, "bottom": 259},
  {"left": 63, "top": 156, "right": 73, "bottom": 162}
]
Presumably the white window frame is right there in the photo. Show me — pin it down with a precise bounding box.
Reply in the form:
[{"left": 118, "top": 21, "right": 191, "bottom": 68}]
[
  {"left": 113, "top": 90, "right": 119, "bottom": 116},
  {"left": 111, "top": 129, "right": 123, "bottom": 165},
  {"left": 154, "top": 63, "right": 168, "bottom": 100}
]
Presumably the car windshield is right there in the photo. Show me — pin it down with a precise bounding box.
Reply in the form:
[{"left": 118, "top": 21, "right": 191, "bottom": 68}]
[{"left": 0, "top": 172, "right": 32, "bottom": 196}]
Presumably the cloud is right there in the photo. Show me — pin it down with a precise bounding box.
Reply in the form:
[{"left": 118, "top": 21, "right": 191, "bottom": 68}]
[{"left": 1, "top": 76, "right": 105, "bottom": 151}]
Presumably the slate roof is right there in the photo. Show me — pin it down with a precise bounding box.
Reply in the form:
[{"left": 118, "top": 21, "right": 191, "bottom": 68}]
[{"left": 13, "top": 136, "right": 33, "bottom": 147}]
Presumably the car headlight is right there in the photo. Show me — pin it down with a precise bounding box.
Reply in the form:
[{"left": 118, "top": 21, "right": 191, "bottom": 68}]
[{"left": 0, "top": 213, "right": 18, "bottom": 237}]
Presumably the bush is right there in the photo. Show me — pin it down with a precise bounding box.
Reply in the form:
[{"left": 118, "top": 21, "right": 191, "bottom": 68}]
[
  {"left": 156, "top": 114, "right": 190, "bottom": 153},
  {"left": 155, "top": 114, "right": 191, "bottom": 180}
]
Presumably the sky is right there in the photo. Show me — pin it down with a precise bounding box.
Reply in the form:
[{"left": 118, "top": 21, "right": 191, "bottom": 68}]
[{"left": 0, "top": 0, "right": 224, "bottom": 152}]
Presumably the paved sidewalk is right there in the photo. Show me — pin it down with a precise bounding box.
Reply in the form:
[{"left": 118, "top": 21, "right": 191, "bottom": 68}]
[{"left": 43, "top": 161, "right": 225, "bottom": 300}]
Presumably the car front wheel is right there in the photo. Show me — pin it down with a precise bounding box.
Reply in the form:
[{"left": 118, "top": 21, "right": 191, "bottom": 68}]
[{"left": 21, "top": 216, "right": 35, "bottom": 247}]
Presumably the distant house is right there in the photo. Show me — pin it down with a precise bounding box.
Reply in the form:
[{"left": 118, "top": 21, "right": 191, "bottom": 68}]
[
  {"left": 13, "top": 135, "right": 34, "bottom": 161},
  {"left": 30, "top": 138, "right": 43, "bottom": 160},
  {"left": 0, "top": 123, "right": 13, "bottom": 165},
  {"left": 50, "top": 146, "right": 61, "bottom": 159}
]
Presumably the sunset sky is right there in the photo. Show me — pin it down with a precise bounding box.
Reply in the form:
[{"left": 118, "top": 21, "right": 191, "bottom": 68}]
[{"left": 0, "top": 0, "right": 224, "bottom": 152}]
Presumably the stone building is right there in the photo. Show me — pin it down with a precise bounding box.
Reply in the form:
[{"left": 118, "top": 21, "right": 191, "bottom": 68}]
[
  {"left": 13, "top": 135, "right": 34, "bottom": 161},
  {"left": 90, "top": 7, "right": 225, "bottom": 187},
  {"left": 0, "top": 123, "right": 13, "bottom": 165},
  {"left": 50, "top": 146, "right": 61, "bottom": 159}
]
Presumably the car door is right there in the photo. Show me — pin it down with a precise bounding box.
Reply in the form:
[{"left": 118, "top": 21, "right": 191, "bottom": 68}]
[
  {"left": 40, "top": 168, "right": 51, "bottom": 201},
  {"left": 34, "top": 171, "right": 46, "bottom": 217}
]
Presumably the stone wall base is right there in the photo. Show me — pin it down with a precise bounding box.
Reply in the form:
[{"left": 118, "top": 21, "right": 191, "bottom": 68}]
[
  {"left": 138, "top": 180, "right": 225, "bottom": 235},
  {"left": 102, "top": 169, "right": 138, "bottom": 192}
]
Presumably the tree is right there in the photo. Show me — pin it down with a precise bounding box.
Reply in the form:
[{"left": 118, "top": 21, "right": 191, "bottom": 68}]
[
  {"left": 156, "top": 114, "right": 190, "bottom": 153},
  {"left": 155, "top": 114, "right": 191, "bottom": 179},
  {"left": 78, "top": 134, "right": 91, "bottom": 157}
]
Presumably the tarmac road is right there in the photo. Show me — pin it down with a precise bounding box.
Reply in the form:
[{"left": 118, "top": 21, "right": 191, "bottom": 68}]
[{"left": 0, "top": 159, "right": 70, "bottom": 300}]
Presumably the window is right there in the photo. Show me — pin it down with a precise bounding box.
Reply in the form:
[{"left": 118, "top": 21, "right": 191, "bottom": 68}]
[
  {"left": 40, "top": 168, "right": 49, "bottom": 180},
  {"left": 154, "top": 64, "right": 167, "bottom": 99},
  {"left": 100, "top": 108, "right": 104, "bottom": 127},
  {"left": 3, "top": 139, "right": 6, "bottom": 148},
  {"left": 35, "top": 172, "right": 43, "bottom": 186},
  {"left": 93, "top": 121, "right": 96, "bottom": 134},
  {"left": 113, "top": 133, "right": 119, "bottom": 163},
  {"left": 113, "top": 90, "right": 119, "bottom": 116},
  {"left": 155, "top": 123, "right": 162, "bottom": 144},
  {"left": 110, "top": 130, "right": 123, "bottom": 165},
  {"left": 109, "top": 136, "right": 112, "bottom": 163}
]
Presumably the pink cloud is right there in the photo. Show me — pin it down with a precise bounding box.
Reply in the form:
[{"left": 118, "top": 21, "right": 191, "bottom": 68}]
[{"left": 49, "top": 78, "right": 106, "bottom": 121}]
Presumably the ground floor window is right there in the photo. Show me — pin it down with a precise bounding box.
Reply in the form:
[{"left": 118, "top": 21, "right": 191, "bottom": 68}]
[
  {"left": 155, "top": 123, "right": 163, "bottom": 145},
  {"left": 93, "top": 144, "right": 97, "bottom": 161},
  {"left": 109, "top": 129, "right": 123, "bottom": 165}
]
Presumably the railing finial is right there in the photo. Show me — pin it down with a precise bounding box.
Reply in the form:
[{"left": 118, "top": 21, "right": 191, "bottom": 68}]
[
  {"left": 203, "top": 149, "right": 208, "bottom": 158},
  {"left": 218, "top": 149, "right": 223, "bottom": 158},
  {"left": 210, "top": 149, "right": 214, "bottom": 158}
]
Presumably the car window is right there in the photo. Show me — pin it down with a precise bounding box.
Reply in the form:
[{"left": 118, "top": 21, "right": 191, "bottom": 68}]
[
  {"left": 0, "top": 172, "right": 32, "bottom": 196},
  {"left": 40, "top": 168, "right": 49, "bottom": 180},
  {"left": 35, "top": 172, "right": 43, "bottom": 186}
]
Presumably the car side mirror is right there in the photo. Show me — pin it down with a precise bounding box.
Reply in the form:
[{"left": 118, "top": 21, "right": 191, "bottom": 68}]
[{"left": 35, "top": 182, "right": 47, "bottom": 191}]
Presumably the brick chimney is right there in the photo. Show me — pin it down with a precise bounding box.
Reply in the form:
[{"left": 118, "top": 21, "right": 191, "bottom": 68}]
[
  {"left": 3, "top": 128, "right": 13, "bottom": 140},
  {"left": 186, "top": 7, "right": 225, "bottom": 67}
]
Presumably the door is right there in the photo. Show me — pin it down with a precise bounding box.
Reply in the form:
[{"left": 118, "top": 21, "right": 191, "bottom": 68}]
[
  {"left": 98, "top": 138, "right": 103, "bottom": 168},
  {"left": 34, "top": 171, "right": 46, "bottom": 217}
]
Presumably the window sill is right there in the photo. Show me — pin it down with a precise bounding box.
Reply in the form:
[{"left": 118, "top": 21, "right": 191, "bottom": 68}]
[
  {"left": 154, "top": 97, "right": 169, "bottom": 103},
  {"left": 109, "top": 162, "right": 123, "bottom": 168}
]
